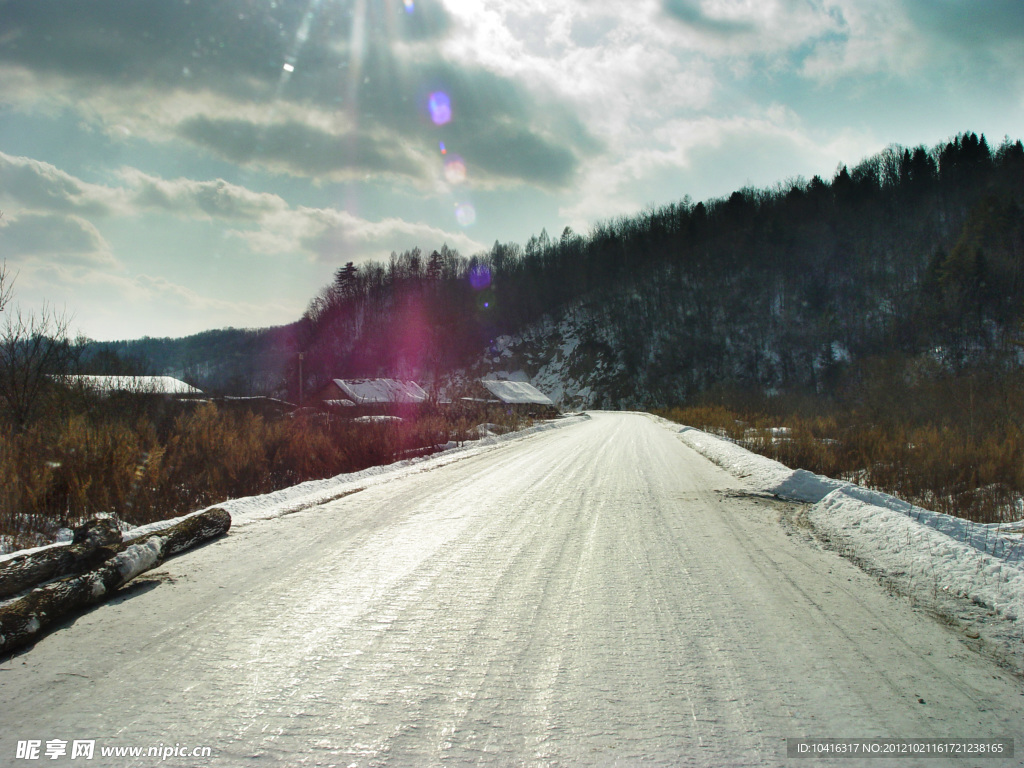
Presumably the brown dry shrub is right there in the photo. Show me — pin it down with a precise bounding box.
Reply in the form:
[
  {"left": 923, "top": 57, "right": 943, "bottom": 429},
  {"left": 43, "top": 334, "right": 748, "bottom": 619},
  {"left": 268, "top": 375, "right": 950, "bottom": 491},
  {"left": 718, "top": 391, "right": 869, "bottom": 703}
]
[
  {"left": 658, "top": 404, "right": 746, "bottom": 440},
  {"left": 659, "top": 399, "right": 1023, "bottom": 525},
  {"left": 155, "top": 403, "right": 270, "bottom": 515},
  {"left": 0, "top": 427, "right": 57, "bottom": 548},
  {"left": 268, "top": 417, "right": 345, "bottom": 486},
  {"left": 48, "top": 416, "right": 143, "bottom": 522}
]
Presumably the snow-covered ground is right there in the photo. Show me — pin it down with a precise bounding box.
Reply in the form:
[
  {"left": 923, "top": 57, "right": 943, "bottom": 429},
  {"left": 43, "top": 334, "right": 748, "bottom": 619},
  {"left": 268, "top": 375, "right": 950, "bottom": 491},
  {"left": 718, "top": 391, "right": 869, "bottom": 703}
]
[
  {"left": 2, "top": 412, "right": 1022, "bottom": 767},
  {"left": 655, "top": 414, "right": 1024, "bottom": 670}
]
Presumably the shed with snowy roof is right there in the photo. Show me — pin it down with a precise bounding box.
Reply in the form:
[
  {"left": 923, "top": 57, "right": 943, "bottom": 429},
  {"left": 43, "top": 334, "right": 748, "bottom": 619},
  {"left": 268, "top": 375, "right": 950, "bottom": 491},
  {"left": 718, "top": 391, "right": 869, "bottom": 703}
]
[
  {"left": 468, "top": 379, "right": 558, "bottom": 416},
  {"left": 314, "top": 378, "right": 428, "bottom": 416},
  {"left": 481, "top": 379, "right": 554, "bottom": 406},
  {"left": 58, "top": 375, "right": 204, "bottom": 397}
]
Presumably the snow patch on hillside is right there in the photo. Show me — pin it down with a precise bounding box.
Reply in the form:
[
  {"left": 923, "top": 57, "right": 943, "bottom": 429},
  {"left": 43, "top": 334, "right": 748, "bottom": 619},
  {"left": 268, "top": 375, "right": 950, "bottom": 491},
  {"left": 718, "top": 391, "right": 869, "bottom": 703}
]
[{"left": 481, "top": 315, "right": 623, "bottom": 409}]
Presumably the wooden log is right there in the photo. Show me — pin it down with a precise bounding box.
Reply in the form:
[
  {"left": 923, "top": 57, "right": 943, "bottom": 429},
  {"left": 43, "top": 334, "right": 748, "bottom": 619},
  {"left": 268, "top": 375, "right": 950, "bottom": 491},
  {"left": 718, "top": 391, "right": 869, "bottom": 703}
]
[
  {"left": 145, "top": 507, "right": 231, "bottom": 559},
  {"left": 0, "top": 508, "right": 230, "bottom": 657},
  {"left": 0, "top": 517, "right": 123, "bottom": 600}
]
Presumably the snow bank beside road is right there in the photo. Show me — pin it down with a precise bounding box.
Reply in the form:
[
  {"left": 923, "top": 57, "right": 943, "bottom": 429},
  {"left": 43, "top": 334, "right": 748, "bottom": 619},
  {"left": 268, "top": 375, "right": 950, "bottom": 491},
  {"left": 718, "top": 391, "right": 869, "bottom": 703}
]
[
  {"left": 673, "top": 425, "right": 846, "bottom": 502},
  {"left": 813, "top": 487, "right": 1023, "bottom": 621},
  {"left": 654, "top": 415, "right": 1024, "bottom": 658}
]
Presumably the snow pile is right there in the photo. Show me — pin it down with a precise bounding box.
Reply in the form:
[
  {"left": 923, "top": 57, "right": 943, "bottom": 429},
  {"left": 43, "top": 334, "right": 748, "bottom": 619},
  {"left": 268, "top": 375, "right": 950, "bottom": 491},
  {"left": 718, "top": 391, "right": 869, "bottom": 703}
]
[
  {"left": 674, "top": 426, "right": 846, "bottom": 502},
  {"left": 656, "top": 416, "right": 1024, "bottom": 632},
  {"left": 814, "top": 487, "right": 1024, "bottom": 621}
]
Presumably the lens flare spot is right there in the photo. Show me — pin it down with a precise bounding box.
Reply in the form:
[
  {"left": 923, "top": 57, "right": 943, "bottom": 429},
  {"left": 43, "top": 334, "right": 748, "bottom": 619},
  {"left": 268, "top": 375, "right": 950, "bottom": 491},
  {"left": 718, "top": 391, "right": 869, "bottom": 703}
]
[
  {"left": 428, "top": 91, "right": 452, "bottom": 125},
  {"left": 403, "top": 0, "right": 414, "bottom": 12},
  {"left": 444, "top": 156, "right": 467, "bottom": 184},
  {"left": 469, "top": 263, "right": 491, "bottom": 290},
  {"left": 455, "top": 202, "right": 476, "bottom": 227},
  {"left": 439, "top": 141, "right": 447, "bottom": 155},
  {"left": 476, "top": 288, "right": 495, "bottom": 311}
]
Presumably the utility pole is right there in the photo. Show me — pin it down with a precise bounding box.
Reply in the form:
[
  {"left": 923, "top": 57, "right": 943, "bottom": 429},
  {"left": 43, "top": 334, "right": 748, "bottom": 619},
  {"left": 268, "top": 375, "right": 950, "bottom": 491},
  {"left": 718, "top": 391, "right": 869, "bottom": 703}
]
[{"left": 298, "top": 352, "right": 304, "bottom": 407}]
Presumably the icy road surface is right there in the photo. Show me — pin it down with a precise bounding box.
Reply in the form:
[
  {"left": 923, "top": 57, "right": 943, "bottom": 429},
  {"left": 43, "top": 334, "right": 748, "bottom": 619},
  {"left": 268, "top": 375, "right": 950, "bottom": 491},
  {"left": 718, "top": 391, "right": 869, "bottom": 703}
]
[{"left": 1, "top": 412, "right": 1022, "bottom": 767}]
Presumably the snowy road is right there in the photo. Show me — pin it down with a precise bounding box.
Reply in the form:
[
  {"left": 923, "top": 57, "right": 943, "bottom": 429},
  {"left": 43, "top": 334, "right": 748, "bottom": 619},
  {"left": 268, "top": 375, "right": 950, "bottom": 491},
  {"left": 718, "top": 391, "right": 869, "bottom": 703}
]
[{"left": 1, "top": 412, "right": 1022, "bottom": 767}]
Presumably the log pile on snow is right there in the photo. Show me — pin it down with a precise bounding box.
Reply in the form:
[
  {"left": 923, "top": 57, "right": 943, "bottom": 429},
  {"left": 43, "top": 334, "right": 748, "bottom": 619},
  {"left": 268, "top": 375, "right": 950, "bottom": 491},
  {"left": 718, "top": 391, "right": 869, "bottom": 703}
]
[
  {"left": 0, "top": 517, "right": 123, "bottom": 600},
  {"left": 0, "top": 509, "right": 230, "bottom": 656}
]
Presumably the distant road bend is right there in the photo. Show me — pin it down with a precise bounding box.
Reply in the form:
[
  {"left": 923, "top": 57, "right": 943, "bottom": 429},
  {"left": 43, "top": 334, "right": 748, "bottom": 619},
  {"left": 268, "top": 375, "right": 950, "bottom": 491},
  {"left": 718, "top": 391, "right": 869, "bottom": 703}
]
[{"left": 1, "top": 412, "right": 1022, "bottom": 766}]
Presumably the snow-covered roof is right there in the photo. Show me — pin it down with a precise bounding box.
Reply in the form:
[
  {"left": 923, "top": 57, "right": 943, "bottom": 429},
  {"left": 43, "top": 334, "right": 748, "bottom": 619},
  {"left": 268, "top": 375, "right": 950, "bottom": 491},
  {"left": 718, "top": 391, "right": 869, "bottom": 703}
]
[
  {"left": 480, "top": 379, "right": 554, "bottom": 406},
  {"left": 60, "top": 375, "right": 204, "bottom": 396},
  {"left": 332, "top": 379, "right": 427, "bottom": 405}
]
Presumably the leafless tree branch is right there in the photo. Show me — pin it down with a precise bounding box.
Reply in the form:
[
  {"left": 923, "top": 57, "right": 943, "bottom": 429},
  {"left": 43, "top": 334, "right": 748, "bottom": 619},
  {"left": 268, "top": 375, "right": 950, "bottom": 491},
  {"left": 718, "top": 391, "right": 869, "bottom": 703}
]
[
  {"left": 0, "top": 255, "right": 77, "bottom": 431},
  {"left": 0, "top": 211, "right": 15, "bottom": 313},
  {"left": 0, "top": 261, "right": 13, "bottom": 314}
]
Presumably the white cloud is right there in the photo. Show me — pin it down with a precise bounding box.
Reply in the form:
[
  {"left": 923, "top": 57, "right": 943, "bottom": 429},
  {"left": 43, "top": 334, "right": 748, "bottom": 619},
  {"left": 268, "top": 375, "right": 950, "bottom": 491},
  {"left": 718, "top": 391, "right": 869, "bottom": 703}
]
[
  {"left": 559, "top": 107, "right": 876, "bottom": 228},
  {"left": 437, "top": 1, "right": 715, "bottom": 190},
  {"left": 5, "top": 257, "right": 296, "bottom": 340},
  {"left": 662, "top": 0, "right": 840, "bottom": 55},
  {"left": 118, "top": 170, "right": 289, "bottom": 222},
  {"left": 0, "top": 211, "right": 117, "bottom": 268},
  {"left": 133, "top": 274, "right": 281, "bottom": 316},
  {"left": 799, "top": 1, "right": 925, "bottom": 82},
  {"left": 3, "top": 153, "right": 483, "bottom": 265},
  {"left": 290, "top": 207, "right": 486, "bottom": 262},
  {"left": 0, "top": 151, "right": 125, "bottom": 216},
  {"left": 0, "top": 149, "right": 488, "bottom": 339},
  {"left": 0, "top": 0, "right": 595, "bottom": 190},
  {"left": 113, "top": 168, "right": 486, "bottom": 262},
  {"left": 797, "top": 0, "right": 1024, "bottom": 86}
]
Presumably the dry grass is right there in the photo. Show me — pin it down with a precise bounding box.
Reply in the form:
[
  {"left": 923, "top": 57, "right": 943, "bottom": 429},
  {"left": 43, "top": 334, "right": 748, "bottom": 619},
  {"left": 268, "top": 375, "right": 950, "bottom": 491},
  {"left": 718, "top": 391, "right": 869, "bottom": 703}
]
[
  {"left": 658, "top": 397, "right": 1024, "bottom": 524},
  {"left": 0, "top": 397, "right": 530, "bottom": 553}
]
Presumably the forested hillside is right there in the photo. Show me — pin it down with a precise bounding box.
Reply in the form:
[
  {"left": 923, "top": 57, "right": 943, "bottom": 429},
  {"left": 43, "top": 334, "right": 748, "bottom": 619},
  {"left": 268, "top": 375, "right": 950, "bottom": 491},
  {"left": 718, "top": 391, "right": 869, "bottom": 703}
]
[
  {"left": 294, "top": 132, "right": 1024, "bottom": 406},
  {"left": 85, "top": 132, "right": 1024, "bottom": 408},
  {"left": 84, "top": 325, "right": 301, "bottom": 396}
]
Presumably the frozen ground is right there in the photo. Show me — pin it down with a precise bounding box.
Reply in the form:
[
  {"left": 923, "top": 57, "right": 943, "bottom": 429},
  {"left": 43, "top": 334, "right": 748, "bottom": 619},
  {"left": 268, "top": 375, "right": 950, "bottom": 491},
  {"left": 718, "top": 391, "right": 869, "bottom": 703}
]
[
  {"left": 1, "top": 412, "right": 1022, "bottom": 767},
  {"left": 664, "top": 416, "right": 1024, "bottom": 672}
]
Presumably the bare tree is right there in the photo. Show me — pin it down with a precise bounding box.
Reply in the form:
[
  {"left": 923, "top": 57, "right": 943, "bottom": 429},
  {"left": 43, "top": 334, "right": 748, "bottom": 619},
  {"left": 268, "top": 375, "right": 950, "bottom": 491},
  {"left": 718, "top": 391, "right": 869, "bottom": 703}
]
[
  {"left": 0, "top": 261, "right": 13, "bottom": 314},
  {"left": 0, "top": 303, "right": 77, "bottom": 431},
  {"left": 0, "top": 246, "right": 78, "bottom": 430},
  {"left": 0, "top": 212, "right": 14, "bottom": 312}
]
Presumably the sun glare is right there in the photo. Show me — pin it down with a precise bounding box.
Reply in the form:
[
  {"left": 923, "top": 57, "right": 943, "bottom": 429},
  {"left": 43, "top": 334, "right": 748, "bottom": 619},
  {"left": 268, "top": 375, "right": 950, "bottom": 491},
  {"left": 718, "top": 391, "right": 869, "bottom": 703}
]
[{"left": 444, "top": 156, "right": 467, "bottom": 184}]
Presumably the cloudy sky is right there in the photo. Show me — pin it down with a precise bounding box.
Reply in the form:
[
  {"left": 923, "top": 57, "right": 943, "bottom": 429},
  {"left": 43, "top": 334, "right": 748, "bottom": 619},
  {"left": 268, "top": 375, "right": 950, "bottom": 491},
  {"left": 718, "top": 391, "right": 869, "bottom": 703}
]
[{"left": 1, "top": 0, "right": 1022, "bottom": 340}]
